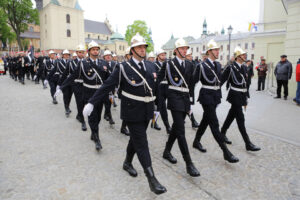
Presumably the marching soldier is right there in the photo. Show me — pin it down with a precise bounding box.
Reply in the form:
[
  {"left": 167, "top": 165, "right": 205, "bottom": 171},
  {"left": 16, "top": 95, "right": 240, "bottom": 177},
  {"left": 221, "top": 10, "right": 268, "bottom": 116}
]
[
  {"left": 17, "top": 52, "right": 25, "bottom": 84},
  {"left": 35, "top": 52, "right": 48, "bottom": 88},
  {"left": 102, "top": 50, "right": 115, "bottom": 125},
  {"left": 192, "top": 39, "right": 239, "bottom": 163},
  {"left": 44, "top": 50, "right": 60, "bottom": 104},
  {"left": 154, "top": 49, "right": 171, "bottom": 133},
  {"left": 185, "top": 49, "right": 199, "bottom": 128},
  {"left": 24, "top": 52, "right": 35, "bottom": 81},
  {"left": 57, "top": 41, "right": 110, "bottom": 151},
  {"left": 221, "top": 46, "right": 261, "bottom": 152},
  {"left": 112, "top": 53, "right": 118, "bottom": 62},
  {"left": 72, "top": 52, "right": 77, "bottom": 60},
  {"left": 157, "top": 38, "right": 200, "bottom": 177},
  {"left": 83, "top": 33, "right": 167, "bottom": 195}
]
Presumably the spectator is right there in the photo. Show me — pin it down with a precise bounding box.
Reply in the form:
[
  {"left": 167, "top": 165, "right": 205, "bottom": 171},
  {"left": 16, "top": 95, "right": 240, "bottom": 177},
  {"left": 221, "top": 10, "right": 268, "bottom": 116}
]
[
  {"left": 256, "top": 58, "right": 268, "bottom": 91},
  {"left": 246, "top": 60, "right": 254, "bottom": 90},
  {"left": 293, "top": 58, "right": 300, "bottom": 106},
  {"left": 274, "top": 55, "right": 293, "bottom": 100}
]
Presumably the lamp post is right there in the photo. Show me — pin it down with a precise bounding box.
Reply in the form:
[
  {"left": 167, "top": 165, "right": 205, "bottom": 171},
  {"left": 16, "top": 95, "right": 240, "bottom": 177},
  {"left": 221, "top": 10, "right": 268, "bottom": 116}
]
[{"left": 227, "top": 25, "right": 233, "bottom": 61}]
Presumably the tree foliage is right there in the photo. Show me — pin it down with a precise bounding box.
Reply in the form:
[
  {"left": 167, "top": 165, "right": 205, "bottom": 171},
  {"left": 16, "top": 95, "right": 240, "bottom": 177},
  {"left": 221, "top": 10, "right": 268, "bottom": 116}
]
[
  {"left": 0, "top": 9, "right": 16, "bottom": 46},
  {"left": 125, "top": 20, "right": 154, "bottom": 53},
  {"left": 0, "top": 0, "right": 39, "bottom": 49}
]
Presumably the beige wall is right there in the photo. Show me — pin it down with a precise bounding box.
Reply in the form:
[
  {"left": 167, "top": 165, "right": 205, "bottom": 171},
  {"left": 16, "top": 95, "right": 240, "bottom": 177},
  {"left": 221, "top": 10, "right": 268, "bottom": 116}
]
[
  {"left": 39, "top": 3, "right": 84, "bottom": 51},
  {"left": 263, "top": 0, "right": 287, "bottom": 31},
  {"left": 85, "top": 32, "right": 110, "bottom": 41}
]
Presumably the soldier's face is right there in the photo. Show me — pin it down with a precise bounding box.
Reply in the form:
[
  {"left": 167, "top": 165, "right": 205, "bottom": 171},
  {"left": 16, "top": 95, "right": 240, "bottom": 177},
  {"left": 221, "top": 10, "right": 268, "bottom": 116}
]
[
  {"left": 63, "top": 54, "right": 70, "bottom": 60},
  {"left": 90, "top": 47, "right": 99, "bottom": 57},
  {"left": 211, "top": 49, "right": 219, "bottom": 58},
  {"left": 148, "top": 57, "right": 155, "bottom": 62},
  {"left": 113, "top": 56, "right": 117, "bottom": 61},
  {"left": 104, "top": 55, "right": 112, "bottom": 62},
  {"left": 133, "top": 45, "right": 146, "bottom": 58},
  {"left": 186, "top": 55, "right": 193, "bottom": 61},
  {"left": 158, "top": 53, "right": 166, "bottom": 62},
  {"left": 50, "top": 54, "right": 56, "bottom": 59},
  {"left": 176, "top": 47, "right": 188, "bottom": 58},
  {"left": 76, "top": 51, "right": 85, "bottom": 59}
]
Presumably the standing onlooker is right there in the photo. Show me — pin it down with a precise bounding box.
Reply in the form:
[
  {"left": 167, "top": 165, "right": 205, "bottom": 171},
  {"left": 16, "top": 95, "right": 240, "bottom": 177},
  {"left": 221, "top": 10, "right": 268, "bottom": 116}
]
[
  {"left": 256, "top": 58, "right": 268, "bottom": 91},
  {"left": 293, "top": 58, "right": 300, "bottom": 106},
  {"left": 246, "top": 60, "right": 254, "bottom": 90},
  {"left": 274, "top": 55, "right": 293, "bottom": 100}
]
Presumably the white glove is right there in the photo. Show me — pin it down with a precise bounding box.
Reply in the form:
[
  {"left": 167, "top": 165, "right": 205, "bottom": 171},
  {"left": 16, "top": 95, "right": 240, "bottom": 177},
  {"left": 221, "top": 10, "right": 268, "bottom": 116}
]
[
  {"left": 33, "top": 75, "right": 37, "bottom": 80},
  {"left": 56, "top": 85, "right": 60, "bottom": 91},
  {"left": 83, "top": 103, "right": 94, "bottom": 118},
  {"left": 54, "top": 89, "right": 62, "bottom": 98},
  {"left": 44, "top": 80, "right": 48, "bottom": 86}
]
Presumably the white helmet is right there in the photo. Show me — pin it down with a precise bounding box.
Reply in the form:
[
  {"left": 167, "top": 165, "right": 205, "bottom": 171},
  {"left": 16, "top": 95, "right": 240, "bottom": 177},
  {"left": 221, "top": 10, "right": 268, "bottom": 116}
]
[
  {"left": 76, "top": 44, "right": 85, "bottom": 51},
  {"left": 234, "top": 46, "right": 247, "bottom": 58},
  {"left": 88, "top": 40, "right": 100, "bottom": 51},
  {"left": 156, "top": 49, "right": 166, "bottom": 56},
  {"left": 148, "top": 51, "right": 155, "bottom": 58},
  {"left": 186, "top": 48, "right": 192, "bottom": 56},
  {"left": 48, "top": 50, "right": 55, "bottom": 55},
  {"left": 62, "top": 49, "right": 70, "bottom": 55},
  {"left": 130, "top": 33, "right": 148, "bottom": 49},
  {"left": 72, "top": 52, "right": 77, "bottom": 57},
  {"left": 103, "top": 50, "right": 112, "bottom": 56},
  {"left": 206, "top": 39, "right": 220, "bottom": 53},
  {"left": 174, "top": 38, "right": 189, "bottom": 49},
  {"left": 112, "top": 53, "right": 117, "bottom": 57}
]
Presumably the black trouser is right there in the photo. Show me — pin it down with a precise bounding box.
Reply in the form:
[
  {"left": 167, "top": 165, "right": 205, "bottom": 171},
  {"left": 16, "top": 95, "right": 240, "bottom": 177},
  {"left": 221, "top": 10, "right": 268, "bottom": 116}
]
[
  {"left": 157, "top": 85, "right": 169, "bottom": 128},
  {"left": 104, "top": 96, "right": 111, "bottom": 117},
  {"left": 257, "top": 76, "right": 266, "bottom": 90},
  {"left": 18, "top": 68, "right": 25, "bottom": 82},
  {"left": 88, "top": 101, "right": 104, "bottom": 133},
  {"left": 276, "top": 80, "right": 288, "bottom": 98},
  {"left": 62, "top": 85, "right": 73, "bottom": 110},
  {"left": 165, "top": 110, "right": 190, "bottom": 156},
  {"left": 49, "top": 80, "right": 57, "bottom": 98},
  {"left": 73, "top": 83, "right": 84, "bottom": 122},
  {"left": 29, "top": 65, "right": 35, "bottom": 80},
  {"left": 221, "top": 104, "right": 251, "bottom": 145},
  {"left": 126, "top": 120, "right": 151, "bottom": 169},
  {"left": 194, "top": 104, "right": 224, "bottom": 145}
]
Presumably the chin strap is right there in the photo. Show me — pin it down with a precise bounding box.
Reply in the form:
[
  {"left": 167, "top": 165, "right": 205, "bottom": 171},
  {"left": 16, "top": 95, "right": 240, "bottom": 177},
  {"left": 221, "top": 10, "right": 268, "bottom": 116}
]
[
  {"left": 176, "top": 48, "right": 185, "bottom": 58},
  {"left": 132, "top": 48, "right": 146, "bottom": 59}
]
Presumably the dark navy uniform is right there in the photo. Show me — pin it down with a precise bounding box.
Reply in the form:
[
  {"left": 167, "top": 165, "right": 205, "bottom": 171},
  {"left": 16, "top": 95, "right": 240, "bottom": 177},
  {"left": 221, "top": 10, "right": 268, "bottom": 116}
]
[
  {"left": 61, "top": 57, "right": 109, "bottom": 146},
  {"left": 46, "top": 59, "right": 62, "bottom": 100},
  {"left": 157, "top": 56, "right": 199, "bottom": 176},
  {"left": 221, "top": 61, "right": 260, "bottom": 151}
]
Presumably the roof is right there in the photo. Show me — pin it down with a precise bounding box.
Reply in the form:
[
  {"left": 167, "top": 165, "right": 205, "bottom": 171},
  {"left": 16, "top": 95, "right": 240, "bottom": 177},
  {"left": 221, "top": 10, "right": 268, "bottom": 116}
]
[
  {"left": 162, "top": 35, "right": 195, "bottom": 50},
  {"left": 20, "top": 31, "right": 40, "bottom": 39},
  {"left": 74, "top": 0, "right": 83, "bottom": 10},
  {"left": 85, "top": 38, "right": 114, "bottom": 45},
  {"left": 50, "top": 0, "right": 60, "bottom": 6},
  {"left": 189, "top": 32, "right": 252, "bottom": 45},
  {"left": 110, "top": 32, "right": 124, "bottom": 40},
  {"left": 84, "top": 19, "right": 112, "bottom": 35}
]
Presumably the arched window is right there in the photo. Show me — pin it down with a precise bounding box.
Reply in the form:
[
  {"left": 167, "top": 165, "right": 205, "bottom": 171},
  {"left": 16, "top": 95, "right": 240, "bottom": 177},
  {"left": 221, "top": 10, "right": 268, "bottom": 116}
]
[
  {"left": 66, "top": 14, "right": 70, "bottom": 23},
  {"left": 67, "top": 29, "right": 71, "bottom": 37},
  {"left": 98, "top": 35, "right": 100, "bottom": 40},
  {"left": 88, "top": 34, "right": 90, "bottom": 39},
  {"left": 45, "top": 14, "right": 47, "bottom": 24}
]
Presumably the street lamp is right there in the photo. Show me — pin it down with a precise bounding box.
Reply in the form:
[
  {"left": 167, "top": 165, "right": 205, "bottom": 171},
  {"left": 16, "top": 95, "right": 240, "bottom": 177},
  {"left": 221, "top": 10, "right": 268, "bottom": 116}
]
[{"left": 227, "top": 25, "right": 233, "bottom": 62}]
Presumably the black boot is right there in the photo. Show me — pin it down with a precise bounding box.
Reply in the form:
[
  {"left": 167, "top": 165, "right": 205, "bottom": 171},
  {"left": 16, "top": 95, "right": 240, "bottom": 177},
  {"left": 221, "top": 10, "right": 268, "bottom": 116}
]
[
  {"left": 109, "top": 117, "right": 115, "bottom": 125},
  {"left": 151, "top": 121, "right": 161, "bottom": 130},
  {"left": 65, "top": 108, "right": 71, "bottom": 117},
  {"left": 220, "top": 143, "right": 239, "bottom": 163},
  {"left": 163, "top": 120, "right": 172, "bottom": 134},
  {"left": 120, "top": 122, "right": 130, "bottom": 136},
  {"left": 193, "top": 141, "right": 207, "bottom": 153},
  {"left": 246, "top": 142, "right": 261, "bottom": 151},
  {"left": 190, "top": 113, "right": 199, "bottom": 128},
  {"left": 221, "top": 128, "right": 232, "bottom": 144},
  {"left": 123, "top": 154, "right": 137, "bottom": 177},
  {"left": 81, "top": 121, "right": 87, "bottom": 131},
  {"left": 183, "top": 154, "right": 200, "bottom": 177},
  {"left": 162, "top": 149, "right": 177, "bottom": 164},
  {"left": 113, "top": 100, "right": 117, "bottom": 107},
  {"left": 144, "top": 167, "right": 167, "bottom": 195},
  {"left": 52, "top": 97, "right": 58, "bottom": 104},
  {"left": 93, "top": 133, "right": 102, "bottom": 151}
]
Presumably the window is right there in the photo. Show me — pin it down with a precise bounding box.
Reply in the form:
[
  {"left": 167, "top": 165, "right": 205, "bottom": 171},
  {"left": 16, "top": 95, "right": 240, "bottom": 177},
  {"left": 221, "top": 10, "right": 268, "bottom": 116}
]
[
  {"left": 227, "top": 55, "right": 230, "bottom": 61},
  {"left": 252, "top": 42, "right": 255, "bottom": 49},
  {"left": 169, "top": 51, "right": 172, "bottom": 57},
  {"left": 221, "top": 45, "right": 223, "bottom": 51},
  {"left": 119, "top": 45, "right": 121, "bottom": 50},
  {"left": 98, "top": 36, "right": 100, "bottom": 40},
  {"left": 88, "top": 34, "right": 90, "bottom": 39},
  {"left": 67, "top": 29, "right": 71, "bottom": 37},
  {"left": 107, "top": 36, "right": 109, "bottom": 40},
  {"left": 202, "top": 45, "right": 205, "bottom": 51},
  {"left": 238, "top": 43, "right": 241, "bottom": 47},
  {"left": 220, "top": 55, "right": 223, "bottom": 60},
  {"left": 123, "top": 46, "right": 125, "bottom": 51},
  {"left": 45, "top": 14, "right": 47, "bottom": 24},
  {"left": 245, "top": 43, "right": 248, "bottom": 50},
  {"left": 196, "top": 47, "right": 199, "bottom": 52},
  {"left": 66, "top": 14, "right": 70, "bottom": 23},
  {"left": 251, "top": 54, "right": 254, "bottom": 60},
  {"left": 29, "top": 26, "right": 34, "bottom": 32}
]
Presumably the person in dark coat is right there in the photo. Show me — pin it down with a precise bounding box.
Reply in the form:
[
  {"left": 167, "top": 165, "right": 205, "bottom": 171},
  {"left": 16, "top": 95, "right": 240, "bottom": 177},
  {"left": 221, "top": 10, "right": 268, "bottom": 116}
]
[
  {"left": 256, "top": 58, "right": 268, "bottom": 91},
  {"left": 274, "top": 55, "right": 293, "bottom": 100}
]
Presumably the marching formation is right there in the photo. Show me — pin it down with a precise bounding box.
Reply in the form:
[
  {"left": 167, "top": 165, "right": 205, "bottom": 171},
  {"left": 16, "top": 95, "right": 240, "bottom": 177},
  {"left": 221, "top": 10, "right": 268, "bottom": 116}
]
[{"left": 4, "top": 33, "right": 260, "bottom": 195}]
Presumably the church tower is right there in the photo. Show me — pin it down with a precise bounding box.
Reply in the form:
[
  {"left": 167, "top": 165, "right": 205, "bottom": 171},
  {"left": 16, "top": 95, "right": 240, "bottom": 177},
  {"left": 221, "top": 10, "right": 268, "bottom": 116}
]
[
  {"left": 202, "top": 18, "right": 207, "bottom": 36},
  {"left": 35, "top": 0, "right": 85, "bottom": 51}
]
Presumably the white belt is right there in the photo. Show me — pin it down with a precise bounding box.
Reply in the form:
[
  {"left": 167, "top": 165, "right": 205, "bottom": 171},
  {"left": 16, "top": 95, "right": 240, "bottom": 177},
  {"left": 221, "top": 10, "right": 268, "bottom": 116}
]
[
  {"left": 201, "top": 85, "right": 220, "bottom": 90},
  {"left": 169, "top": 85, "right": 189, "bottom": 93},
  {"left": 74, "top": 79, "right": 83, "bottom": 83},
  {"left": 160, "top": 80, "right": 168, "bottom": 84},
  {"left": 230, "top": 86, "right": 247, "bottom": 93},
  {"left": 54, "top": 72, "right": 60, "bottom": 75},
  {"left": 122, "top": 91, "right": 156, "bottom": 103},
  {"left": 83, "top": 83, "right": 101, "bottom": 89}
]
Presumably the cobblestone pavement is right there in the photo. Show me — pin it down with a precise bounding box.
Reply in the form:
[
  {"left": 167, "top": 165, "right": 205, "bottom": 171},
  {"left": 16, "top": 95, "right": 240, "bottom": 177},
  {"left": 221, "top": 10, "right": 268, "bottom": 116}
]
[{"left": 0, "top": 76, "right": 300, "bottom": 200}]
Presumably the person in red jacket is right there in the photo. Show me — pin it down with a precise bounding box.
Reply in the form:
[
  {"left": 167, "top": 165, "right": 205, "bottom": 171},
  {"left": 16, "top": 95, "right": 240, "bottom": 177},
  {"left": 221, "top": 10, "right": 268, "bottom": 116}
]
[{"left": 293, "top": 58, "right": 300, "bottom": 106}]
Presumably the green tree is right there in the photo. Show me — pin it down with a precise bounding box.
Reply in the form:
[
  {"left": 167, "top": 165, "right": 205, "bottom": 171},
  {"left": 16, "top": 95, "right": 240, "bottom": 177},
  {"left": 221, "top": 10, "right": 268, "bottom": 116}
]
[
  {"left": 0, "top": 8, "right": 16, "bottom": 47},
  {"left": 0, "top": 0, "right": 39, "bottom": 50},
  {"left": 125, "top": 20, "right": 154, "bottom": 53}
]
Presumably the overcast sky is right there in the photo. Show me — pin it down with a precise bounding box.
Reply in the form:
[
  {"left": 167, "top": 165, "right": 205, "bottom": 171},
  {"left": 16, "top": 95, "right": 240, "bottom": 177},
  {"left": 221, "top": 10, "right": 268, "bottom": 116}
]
[{"left": 33, "top": 0, "right": 261, "bottom": 50}]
